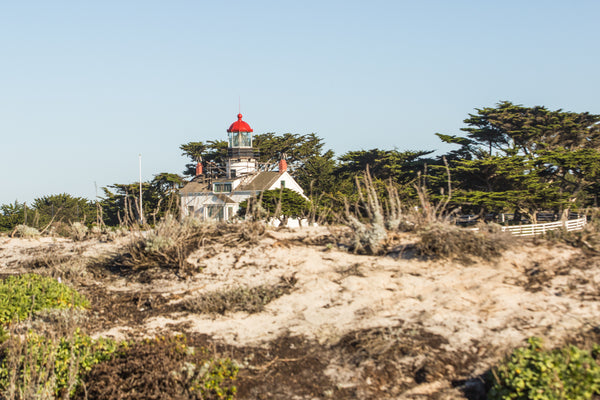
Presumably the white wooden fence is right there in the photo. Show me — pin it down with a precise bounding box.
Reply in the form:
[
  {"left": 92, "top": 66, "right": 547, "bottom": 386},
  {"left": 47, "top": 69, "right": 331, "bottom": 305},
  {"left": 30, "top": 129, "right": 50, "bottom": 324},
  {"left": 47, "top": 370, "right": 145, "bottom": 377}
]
[{"left": 498, "top": 217, "right": 587, "bottom": 237}]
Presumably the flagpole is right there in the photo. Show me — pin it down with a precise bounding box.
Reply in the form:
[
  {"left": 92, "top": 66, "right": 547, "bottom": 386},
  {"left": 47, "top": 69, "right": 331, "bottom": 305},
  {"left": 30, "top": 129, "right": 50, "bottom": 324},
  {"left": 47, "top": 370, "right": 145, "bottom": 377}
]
[{"left": 139, "top": 154, "right": 143, "bottom": 224}]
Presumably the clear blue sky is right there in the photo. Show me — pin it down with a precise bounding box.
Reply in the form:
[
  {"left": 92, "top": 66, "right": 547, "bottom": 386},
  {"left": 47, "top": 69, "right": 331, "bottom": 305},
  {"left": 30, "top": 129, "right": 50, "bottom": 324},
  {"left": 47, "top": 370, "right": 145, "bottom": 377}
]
[{"left": 1, "top": 1, "right": 599, "bottom": 205}]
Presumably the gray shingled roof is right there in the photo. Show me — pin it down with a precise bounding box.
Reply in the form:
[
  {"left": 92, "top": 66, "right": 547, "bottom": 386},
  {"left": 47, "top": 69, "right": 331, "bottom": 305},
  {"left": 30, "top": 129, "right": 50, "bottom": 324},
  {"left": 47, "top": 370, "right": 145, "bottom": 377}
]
[
  {"left": 180, "top": 177, "right": 229, "bottom": 194},
  {"left": 180, "top": 171, "right": 284, "bottom": 196},
  {"left": 236, "top": 171, "right": 283, "bottom": 191},
  {"left": 215, "top": 193, "right": 236, "bottom": 203}
]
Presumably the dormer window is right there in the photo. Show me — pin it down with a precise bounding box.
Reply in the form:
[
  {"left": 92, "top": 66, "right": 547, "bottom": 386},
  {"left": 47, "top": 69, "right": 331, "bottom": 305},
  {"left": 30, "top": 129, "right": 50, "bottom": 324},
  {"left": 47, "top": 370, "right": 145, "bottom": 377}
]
[{"left": 213, "top": 183, "right": 232, "bottom": 193}]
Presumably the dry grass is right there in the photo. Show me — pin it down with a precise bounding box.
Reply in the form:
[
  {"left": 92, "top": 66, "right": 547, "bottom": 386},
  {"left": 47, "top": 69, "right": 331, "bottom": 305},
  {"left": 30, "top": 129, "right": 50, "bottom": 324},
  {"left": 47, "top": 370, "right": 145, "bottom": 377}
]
[
  {"left": 68, "top": 223, "right": 88, "bottom": 242},
  {"left": 342, "top": 164, "right": 458, "bottom": 255},
  {"left": 22, "top": 247, "right": 89, "bottom": 281},
  {"left": 108, "top": 215, "right": 267, "bottom": 275},
  {"left": 181, "top": 276, "right": 296, "bottom": 316},
  {"left": 542, "top": 216, "right": 600, "bottom": 253},
  {"left": 11, "top": 225, "right": 40, "bottom": 239},
  {"left": 415, "top": 222, "right": 514, "bottom": 261},
  {"left": 343, "top": 168, "right": 391, "bottom": 255}
]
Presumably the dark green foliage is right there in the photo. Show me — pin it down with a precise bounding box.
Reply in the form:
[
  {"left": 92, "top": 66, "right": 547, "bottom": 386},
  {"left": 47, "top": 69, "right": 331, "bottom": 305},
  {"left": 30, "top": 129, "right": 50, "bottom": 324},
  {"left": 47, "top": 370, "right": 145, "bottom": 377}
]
[
  {"left": 0, "top": 201, "right": 26, "bottom": 232},
  {"left": 456, "top": 101, "right": 600, "bottom": 157},
  {"left": 0, "top": 274, "right": 89, "bottom": 326},
  {"left": 100, "top": 172, "right": 185, "bottom": 226},
  {"left": 253, "top": 132, "right": 325, "bottom": 168},
  {"left": 239, "top": 188, "right": 310, "bottom": 225},
  {"left": 294, "top": 149, "right": 337, "bottom": 196},
  {"left": 336, "top": 148, "right": 434, "bottom": 184},
  {"left": 488, "top": 337, "right": 600, "bottom": 400},
  {"left": 180, "top": 140, "right": 228, "bottom": 177},
  {"left": 31, "top": 193, "right": 95, "bottom": 229},
  {"left": 437, "top": 102, "right": 600, "bottom": 216},
  {"left": 332, "top": 149, "right": 437, "bottom": 217}
]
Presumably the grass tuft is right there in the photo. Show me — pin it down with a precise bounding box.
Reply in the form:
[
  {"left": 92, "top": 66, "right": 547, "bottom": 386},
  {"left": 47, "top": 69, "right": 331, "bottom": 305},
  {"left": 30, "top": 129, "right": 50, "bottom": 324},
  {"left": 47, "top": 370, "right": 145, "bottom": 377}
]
[
  {"left": 415, "top": 222, "right": 513, "bottom": 261},
  {"left": 182, "top": 277, "right": 296, "bottom": 316},
  {"left": 110, "top": 214, "right": 266, "bottom": 275},
  {"left": 12, "top": 225, "right": 40, "bottom": 239}
]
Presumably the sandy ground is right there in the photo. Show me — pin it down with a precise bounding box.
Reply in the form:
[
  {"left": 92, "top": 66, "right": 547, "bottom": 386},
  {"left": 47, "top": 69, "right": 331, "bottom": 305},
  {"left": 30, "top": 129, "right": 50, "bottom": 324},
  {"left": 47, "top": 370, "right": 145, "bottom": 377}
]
[{"left": 1, "top": 227, "right": 599, "bottom": 399}]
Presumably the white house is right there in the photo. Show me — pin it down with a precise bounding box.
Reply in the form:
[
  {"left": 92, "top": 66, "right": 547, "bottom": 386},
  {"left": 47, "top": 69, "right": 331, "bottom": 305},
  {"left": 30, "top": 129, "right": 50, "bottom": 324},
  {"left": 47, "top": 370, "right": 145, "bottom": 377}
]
[{"left": 180, "top": 113, "right": 306, "bottom": 221}]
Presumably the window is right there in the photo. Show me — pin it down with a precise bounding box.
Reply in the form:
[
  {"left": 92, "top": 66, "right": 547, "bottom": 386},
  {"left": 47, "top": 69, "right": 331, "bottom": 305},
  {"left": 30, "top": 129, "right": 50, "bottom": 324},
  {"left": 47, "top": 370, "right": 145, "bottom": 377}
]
[
  {"left": 206, "top": 205, "right": 224, "bottom": 220},
  {"left": 228, "top": 132, "right": 252, "bottom": 148},
  {"left": 280, "top": 180, "right": 286, "bottom": 188},
  {"left": 213, "top": 183, "right": 232, "bottom": 193}
]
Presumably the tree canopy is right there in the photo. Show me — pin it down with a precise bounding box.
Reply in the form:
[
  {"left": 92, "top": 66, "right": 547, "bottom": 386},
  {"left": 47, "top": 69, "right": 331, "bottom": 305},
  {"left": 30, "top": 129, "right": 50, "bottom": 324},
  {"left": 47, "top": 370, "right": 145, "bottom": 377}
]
[
  {"left": 238, "top": 188, "right": 310, "bottom": 226},
  {"left": 4, "top": 100, "right": 598, "bottom": 230},
  {"left": 437, "top": 101, "right": 600, "bottom": 218}
]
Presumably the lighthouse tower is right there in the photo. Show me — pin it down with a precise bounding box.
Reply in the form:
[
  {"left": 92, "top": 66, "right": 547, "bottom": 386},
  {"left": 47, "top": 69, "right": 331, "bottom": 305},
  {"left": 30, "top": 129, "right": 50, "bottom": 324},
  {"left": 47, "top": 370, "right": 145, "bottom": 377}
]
[{"left": 226, "top": 113, "right": 256, "bottom": 178}]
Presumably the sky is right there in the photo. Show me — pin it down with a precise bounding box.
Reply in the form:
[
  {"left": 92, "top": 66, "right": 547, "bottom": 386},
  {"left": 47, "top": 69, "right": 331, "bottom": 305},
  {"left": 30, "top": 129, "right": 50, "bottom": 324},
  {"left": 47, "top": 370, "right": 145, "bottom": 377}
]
[{"left": 1, "top": 1, "right": 599, "bottom": 205}]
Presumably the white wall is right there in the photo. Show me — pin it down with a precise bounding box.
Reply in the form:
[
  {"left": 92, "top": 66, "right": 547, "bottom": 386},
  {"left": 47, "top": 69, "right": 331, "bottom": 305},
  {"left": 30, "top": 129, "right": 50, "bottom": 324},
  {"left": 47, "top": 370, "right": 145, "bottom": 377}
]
[{"left": 267, "top": 172, "right": 307, "bottom": 199}]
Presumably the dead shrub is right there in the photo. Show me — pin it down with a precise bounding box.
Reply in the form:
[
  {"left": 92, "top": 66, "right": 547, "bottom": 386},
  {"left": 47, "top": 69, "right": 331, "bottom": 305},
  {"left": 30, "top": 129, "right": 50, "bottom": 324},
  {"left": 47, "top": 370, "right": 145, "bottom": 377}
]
[
  {"left": 23, "top": 248, "right": 89, "bottom": 280},
  {"left": 343, "top": 160, "right": 458, "bottom": 255},
  {"left": 108, "top": 215, "right": 267, "bottom": 275},
  {"left": 543, "top": 218, "right": 600, "bottom": 253},
  {"left": 182, "top": 277, "right": 296, "bottom": 315},
  {"left": 331, "top": 325, "right": 478, "bottom": 395},
  {"left": 343, "top": 168, "right": 389, "bottom": 255},
  {"left": 12, "top": 225, "right": 40, "bottom": 239},
  {"left": 415, "top": 222, "right": 514, "bottom": 261},
  {"left": 74, "top": 335, "right": 238, "bottom": 400},
  {"left": 69, "top": 222, "right": 88, "bottom": 241}
]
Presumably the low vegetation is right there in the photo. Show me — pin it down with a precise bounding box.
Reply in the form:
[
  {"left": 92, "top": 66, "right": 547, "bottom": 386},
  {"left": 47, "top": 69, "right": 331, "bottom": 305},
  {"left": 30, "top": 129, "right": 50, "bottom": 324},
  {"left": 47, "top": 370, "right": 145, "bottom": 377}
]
[
  {"left": 415, "top": 222, "right": 513, "bottom": 261},
  {"left": 1, "top": 99, "right": 600, "bottom": 398},
  {"left": 182, "top": 278, "right": 296, "bottom": 316},
  {"left": 110, "top": 215, "right": 266, "bottom": 274},
  {"left": 12, "top": 225, "right": 40, "bottom": 239},
  {"left": 0, "top": 330, "right": 117, "bottom": 399},
  {"left": 488, "top": 337, "right": 600, "bottom": 400},
  {"left": 0, "top": 274, "right": 88, "bottom": 327},
  {"left": 75, "top": 335, "right": 238, "bottom": 400}
]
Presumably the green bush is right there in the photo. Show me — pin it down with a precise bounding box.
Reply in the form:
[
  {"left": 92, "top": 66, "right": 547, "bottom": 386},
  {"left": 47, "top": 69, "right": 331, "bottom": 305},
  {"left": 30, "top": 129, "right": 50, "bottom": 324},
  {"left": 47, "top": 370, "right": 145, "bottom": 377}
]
[
  {"left": 0, "top": 329, "right": 117, "bottom": 398},
  {"left": 488, "top": 337, "right": 600, "bottom": 400},
  {"left": 0, "top": 274, "right": 89, "bottom": 326}
]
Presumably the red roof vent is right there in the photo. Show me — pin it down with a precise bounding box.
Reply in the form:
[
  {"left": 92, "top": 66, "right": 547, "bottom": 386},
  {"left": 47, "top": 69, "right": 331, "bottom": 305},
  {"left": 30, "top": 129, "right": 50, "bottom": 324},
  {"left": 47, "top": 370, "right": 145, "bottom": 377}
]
[{"left": 227, "top": 113, "right": 253, "bottom": 133}]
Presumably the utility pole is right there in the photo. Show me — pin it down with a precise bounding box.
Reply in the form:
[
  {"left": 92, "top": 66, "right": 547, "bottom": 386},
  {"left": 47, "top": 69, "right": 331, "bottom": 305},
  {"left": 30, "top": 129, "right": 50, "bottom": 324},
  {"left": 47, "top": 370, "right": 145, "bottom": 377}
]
[
  {"left": 95, "top": 181, "right": 99, "bottom": 226},
  {"left": 139, "top": 154, "right": 144, "bottom": 225}
]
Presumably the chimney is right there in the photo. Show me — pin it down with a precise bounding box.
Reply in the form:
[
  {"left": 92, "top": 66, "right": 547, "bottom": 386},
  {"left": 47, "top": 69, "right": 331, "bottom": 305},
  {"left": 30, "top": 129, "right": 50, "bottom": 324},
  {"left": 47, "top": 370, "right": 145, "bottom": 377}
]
[
  {"left": 195, "top": 162, "right": 203, "bottom": 176},
  {"left": 278, "top": 158, "right": 287, "bottom": 173}
]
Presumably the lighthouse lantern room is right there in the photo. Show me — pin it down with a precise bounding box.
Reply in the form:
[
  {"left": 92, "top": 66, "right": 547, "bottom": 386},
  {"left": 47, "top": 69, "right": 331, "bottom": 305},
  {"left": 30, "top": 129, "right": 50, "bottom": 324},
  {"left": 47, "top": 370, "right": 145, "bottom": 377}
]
[{"left": 226, "top": 113, "right": 256, "bottom": 178}]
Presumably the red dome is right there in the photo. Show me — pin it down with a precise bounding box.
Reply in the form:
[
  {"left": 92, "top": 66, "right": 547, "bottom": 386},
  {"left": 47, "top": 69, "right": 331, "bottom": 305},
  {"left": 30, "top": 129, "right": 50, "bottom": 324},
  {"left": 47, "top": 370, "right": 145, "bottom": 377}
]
[{"left": 227, "top": 113, "right": 253, "bottom": 133}]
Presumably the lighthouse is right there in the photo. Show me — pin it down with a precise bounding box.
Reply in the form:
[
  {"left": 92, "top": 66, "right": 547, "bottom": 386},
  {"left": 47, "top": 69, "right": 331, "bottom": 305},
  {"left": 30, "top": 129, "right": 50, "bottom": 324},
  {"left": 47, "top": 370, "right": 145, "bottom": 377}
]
[
  {"left": 226, "top": 113, "right": 256, "bottom": 178},
  {"left": 180, "top": 112, "right": 307, "bottom": 222}
]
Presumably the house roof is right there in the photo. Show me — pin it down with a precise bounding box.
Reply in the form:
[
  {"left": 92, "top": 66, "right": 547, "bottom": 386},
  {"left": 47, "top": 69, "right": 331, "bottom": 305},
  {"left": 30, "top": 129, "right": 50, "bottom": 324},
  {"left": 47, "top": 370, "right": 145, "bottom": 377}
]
[
  {"left": 180, "top": 171, "right": 285, "bottom": 196},
  {"left": 180, "top": 176, "right": 230, "bottom": 194},
  {"left": 215, "top": 193, "right": 236, "bottom": 203},
  {"left": 236, "top": 171, "right": 283, "bottom": 191},
  {"left": 179, "top": 179, "right": 209, "bottom": 194}
]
